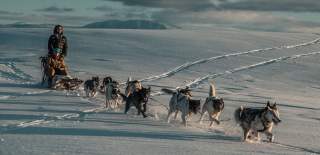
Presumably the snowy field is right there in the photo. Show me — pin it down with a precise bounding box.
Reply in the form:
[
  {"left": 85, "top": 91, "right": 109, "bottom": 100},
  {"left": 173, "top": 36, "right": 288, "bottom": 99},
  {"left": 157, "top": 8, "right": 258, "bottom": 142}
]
[{"left": 0, "top": 27, "right": 320, "bottom": 155}]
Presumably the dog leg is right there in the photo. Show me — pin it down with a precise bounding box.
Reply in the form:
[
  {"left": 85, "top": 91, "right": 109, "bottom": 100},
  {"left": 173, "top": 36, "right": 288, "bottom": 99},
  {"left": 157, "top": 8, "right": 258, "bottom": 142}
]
[
  {"left": 200, "top": 101, "right": 209, "bottom": 124},
  {"left": 209, "top": 121, "right": 214, "bottom": 128},
  {"left": 85, "top": 88, "right": 89, "bottom": 97},
  {"left": 199, "top": 105, "right": 208, "bottom": 124},
  {"left": 143, "top": 103, "right": 147, "bottom": 113},
  {"left": 167, "top": 110, "right": 173, "bottom": 123},
  {"left": 199, "top": 112, "right": 205, "bottom": 124},
  {"left": 135, "top": 103, "right": 141, "bottom": 115},
  {"left": 124, "top": 101, "right": 131, "bottom": 114},
  {"left": 137, "top": 103, "right": 147, "bottom": 118},
  {"left": 209, "top": 118, "right": 220, "bottom": 127},
  {"left": 92, "top": 90, "right": 97, "bottom": 97},
  {"left": 181, "top": 113, "right": 187, "bottom": 127},
  {"left": 243, "top": 127, "right": 250, "bottom": 142},
  {"left": 248, "top": 130, "right": 259, "bottom": 141},
  {"left": 208, "top": 114, "right": 220, "bottom": 127},
  {"left": 213, "top": 117, "right": 220, "bottom": 125},
  {"left": 174, "top": 111, "right": 179, "bottom": 120},
  {"left": 181, "top": 107, "right": 188, "bottom": 127},
  {"left": 140, "top": 108, "right": 148, "bottom": 118},
  {"left": 256, "top": 131, "right": 261, "bottom": 141},
  {"left": 105, "top": 100, "right": 109, "bottom": 109},
  {"left": 265, "top": 131, "right": 274, "bottom": 142}
]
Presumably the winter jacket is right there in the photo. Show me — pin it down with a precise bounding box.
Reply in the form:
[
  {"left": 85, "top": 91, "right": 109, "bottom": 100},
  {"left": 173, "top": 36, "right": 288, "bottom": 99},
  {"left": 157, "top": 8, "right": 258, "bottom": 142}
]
[{"left": 48, "top": 34, "right": 68, "bottom": 57}]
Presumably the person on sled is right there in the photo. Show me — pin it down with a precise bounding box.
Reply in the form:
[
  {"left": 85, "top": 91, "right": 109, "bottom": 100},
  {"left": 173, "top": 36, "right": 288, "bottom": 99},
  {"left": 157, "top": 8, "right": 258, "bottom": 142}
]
[{"left": 47, "top": 24, "right": 68, "bottom": 87}]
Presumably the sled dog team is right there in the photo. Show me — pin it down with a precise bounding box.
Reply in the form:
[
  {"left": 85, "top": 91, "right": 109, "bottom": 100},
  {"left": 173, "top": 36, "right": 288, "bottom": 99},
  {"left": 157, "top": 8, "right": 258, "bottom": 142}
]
[{"left": 83, "top": 76, "right": 281, "bottom": 143}]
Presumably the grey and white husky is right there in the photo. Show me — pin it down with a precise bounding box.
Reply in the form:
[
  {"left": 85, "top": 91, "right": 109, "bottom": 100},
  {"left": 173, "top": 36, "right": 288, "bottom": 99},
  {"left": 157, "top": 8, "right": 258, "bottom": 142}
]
[
  {"left": 104, "top": 77, "right": 123, "bottom": 110},
  {"left": 162, "top": 87, "right": 200, "bottom": 127},
  {"left": 199, "top": 84, "right": 224, "bottom": 127},
  {"left": 234, "top": 101, "right": 281, "bottom": 142}
]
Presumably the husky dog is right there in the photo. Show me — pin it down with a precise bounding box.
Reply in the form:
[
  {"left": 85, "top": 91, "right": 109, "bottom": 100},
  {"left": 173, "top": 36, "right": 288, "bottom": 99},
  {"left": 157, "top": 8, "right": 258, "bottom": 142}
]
[
  {"left": 163, "top": 87, "right": 200, "bottom": 127},
  {"left": 234, "top": 101, "right": 281, "bottom": 142},
  {"left": 125, "top": 77, "right": 142, "bottom": 97},
  {"left": 124, "top": 87, "right": 151, "bottom": 118},
  {"left": 84, "top": 76, "right": 100, "bottom": 97},
  {"left": 53, "top": 75, "right": 83, "bottom": 90},
  {"left": 199, "top": 84, "right": 224, "bottom": 127},
  {"left": 104, "top": 77, "right": 123, "bottom": 109},
  {"left": 99, "top": 76, "right": 113, "bottom": 93}
]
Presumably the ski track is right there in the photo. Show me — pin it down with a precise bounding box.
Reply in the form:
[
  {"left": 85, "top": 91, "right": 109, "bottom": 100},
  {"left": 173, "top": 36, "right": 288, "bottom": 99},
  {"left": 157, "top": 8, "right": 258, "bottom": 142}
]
[{"left": 122, "top": 37, "right": 320, "bottom": 84}]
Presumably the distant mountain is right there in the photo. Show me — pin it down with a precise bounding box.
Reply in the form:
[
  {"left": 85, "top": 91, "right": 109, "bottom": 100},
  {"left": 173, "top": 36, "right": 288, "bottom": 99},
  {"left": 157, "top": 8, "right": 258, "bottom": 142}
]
[
  {"left": 83, "top": 20, "right": 167, "bottom": 30},
  {"left": 0, "top": 22, "right": 53, "bottom": 28}
]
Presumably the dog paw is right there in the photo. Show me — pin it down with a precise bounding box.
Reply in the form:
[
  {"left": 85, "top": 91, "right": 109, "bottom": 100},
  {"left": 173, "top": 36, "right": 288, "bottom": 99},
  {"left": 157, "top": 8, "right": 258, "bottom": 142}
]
[{"left": 268, "top": 136, "right": 274, "bottom": 143}]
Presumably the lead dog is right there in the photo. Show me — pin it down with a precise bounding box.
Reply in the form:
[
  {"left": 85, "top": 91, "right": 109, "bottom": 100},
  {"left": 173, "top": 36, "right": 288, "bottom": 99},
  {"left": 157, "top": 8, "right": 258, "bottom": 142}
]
[
  {"left": 199, "top": 84, "right": 224, "bottom": 127},
  {"left": 234, "top": 101, "right": 281, "bottom": 142}
]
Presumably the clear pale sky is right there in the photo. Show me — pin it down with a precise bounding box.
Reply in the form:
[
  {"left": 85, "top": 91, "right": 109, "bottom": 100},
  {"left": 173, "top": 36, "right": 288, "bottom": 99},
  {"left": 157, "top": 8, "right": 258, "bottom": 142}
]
[{"left": 0, "top": 0, "right": 319, "bottom": 31}]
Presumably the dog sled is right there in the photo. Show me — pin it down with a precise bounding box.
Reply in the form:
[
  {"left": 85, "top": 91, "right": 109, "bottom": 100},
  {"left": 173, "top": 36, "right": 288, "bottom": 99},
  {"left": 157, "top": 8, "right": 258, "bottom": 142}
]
[{"left": 40, "top": 56, "right": 83, "bottom": 90}]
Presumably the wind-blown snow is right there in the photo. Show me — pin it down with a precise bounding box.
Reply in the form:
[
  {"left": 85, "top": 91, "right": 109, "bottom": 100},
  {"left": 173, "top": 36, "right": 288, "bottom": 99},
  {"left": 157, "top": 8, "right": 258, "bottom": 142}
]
[{"left": 0, "top": 28, "right": 320, "bottom": 155}]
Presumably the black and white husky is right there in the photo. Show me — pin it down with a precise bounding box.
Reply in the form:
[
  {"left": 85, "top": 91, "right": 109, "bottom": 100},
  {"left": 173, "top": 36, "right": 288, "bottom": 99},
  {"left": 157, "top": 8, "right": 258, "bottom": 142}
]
[
  {"left": 234, "top": 101, "right": 281, "bottom": 142},
  {"left": 124, "top": 87, "right": 151, "bottom": 118},
  {"left": 125, "top": 77, "right": 142, "bottom": 97},
  {"left": 84, "top": 76, "right": 100, "bottom": 97},
  {"left": 199, "top": 84, "right": 224, "bottom": 127},
  {"left": 163, "top": 87, "right": 201, "bottom": 127}
]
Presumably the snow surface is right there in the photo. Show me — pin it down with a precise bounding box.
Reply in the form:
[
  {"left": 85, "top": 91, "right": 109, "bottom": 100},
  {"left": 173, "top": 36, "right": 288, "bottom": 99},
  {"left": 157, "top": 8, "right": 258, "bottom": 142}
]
[{"left": 0, "top": 27, "right": 320, "bottom": 155}]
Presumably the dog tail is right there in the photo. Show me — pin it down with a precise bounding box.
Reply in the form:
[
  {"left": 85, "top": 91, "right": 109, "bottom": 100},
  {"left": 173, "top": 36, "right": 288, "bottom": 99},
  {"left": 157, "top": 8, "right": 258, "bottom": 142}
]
[
  {"left": 161, "top": 88, "right": 175, "bottom": 94},
  {"left": 209, "top": 83, "right": 216, "bottom": 97},
  {"left": 234, "top": 106, "right": 244, "bottom": 124}
]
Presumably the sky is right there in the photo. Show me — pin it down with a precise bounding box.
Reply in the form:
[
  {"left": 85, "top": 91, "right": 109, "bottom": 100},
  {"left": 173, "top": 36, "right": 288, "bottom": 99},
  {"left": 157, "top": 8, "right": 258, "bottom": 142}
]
[{"left": 0, "top": 0, "right": 320, "bottom": 32}]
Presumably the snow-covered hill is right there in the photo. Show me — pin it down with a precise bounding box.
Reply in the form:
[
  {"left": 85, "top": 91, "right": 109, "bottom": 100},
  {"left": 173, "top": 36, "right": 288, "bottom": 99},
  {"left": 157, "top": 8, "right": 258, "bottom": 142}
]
[{"left": 0, "top": 27, "right": 319, "bottom": 155}]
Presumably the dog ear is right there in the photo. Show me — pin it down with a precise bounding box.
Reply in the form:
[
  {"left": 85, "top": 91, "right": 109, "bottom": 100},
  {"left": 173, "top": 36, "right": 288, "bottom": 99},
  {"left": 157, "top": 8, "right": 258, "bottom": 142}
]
[
  {"left": 127, "top": 77, "right": 131, "bottom": 83},
  {"left": 267, "top": 101, "right": 271, "bottom": 107},
  {"left": 273, "top": 102, "right": 277, "bottom": 108}
]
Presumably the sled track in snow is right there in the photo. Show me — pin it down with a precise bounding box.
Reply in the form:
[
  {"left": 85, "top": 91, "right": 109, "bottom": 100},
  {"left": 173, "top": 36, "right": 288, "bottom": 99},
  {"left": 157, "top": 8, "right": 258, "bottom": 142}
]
[
  {"left": 130, "top": 37, "right": 320, "bottom": 84},
  {"left": 150, "top": 51, "right": 320, "bottom": 96},
  {"left": 0, "top": 62, "right": 34, "bottom": 82},
  {"left": 264, "top": 141, "right": 320, "bottom": 154}
]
